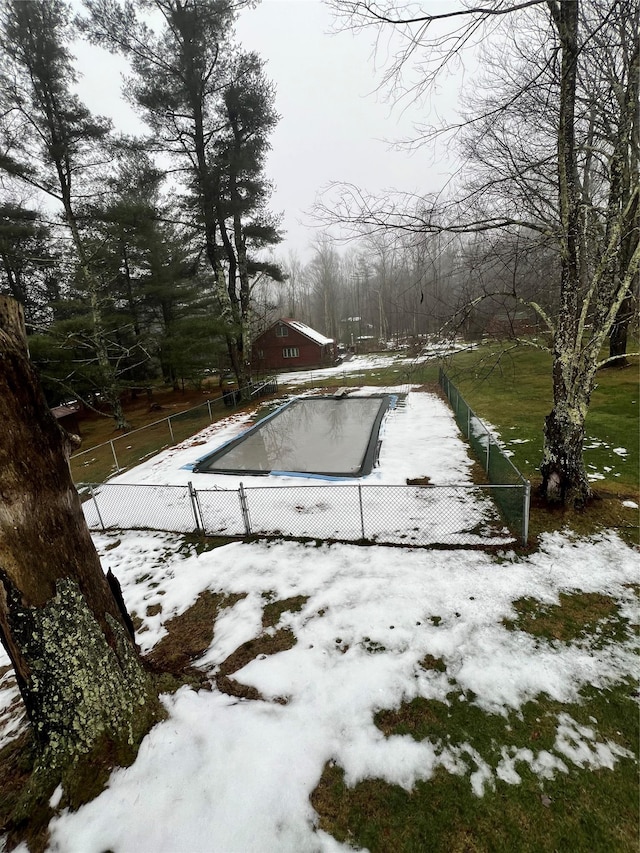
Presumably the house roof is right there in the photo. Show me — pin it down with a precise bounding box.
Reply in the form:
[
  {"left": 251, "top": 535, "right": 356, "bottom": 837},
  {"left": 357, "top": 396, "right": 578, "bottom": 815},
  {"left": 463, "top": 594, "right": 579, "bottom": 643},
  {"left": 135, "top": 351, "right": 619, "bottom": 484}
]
[
  {"left": 51, "top": 404, "right": 80, "bottom": 419},
  {"left": 278, "top": 318, "right": 334, "bottom": 346}
]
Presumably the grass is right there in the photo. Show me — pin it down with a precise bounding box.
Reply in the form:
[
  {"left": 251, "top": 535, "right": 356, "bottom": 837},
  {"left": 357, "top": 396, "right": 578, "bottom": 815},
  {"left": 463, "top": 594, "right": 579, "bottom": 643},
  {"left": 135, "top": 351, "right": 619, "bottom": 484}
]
[
  {"left": 312, "top": 656, "right": 638, "bottom": 852},
  {"left": 409, "top": 342, "right": 639, "bottom": 545},
  {"left": 503, "top": 592, "right": 631, "bottom": 648},
  {"left": 439, "top": 343, "right": 639, "bottom": 494},
  {"left": 312, "top": 728, "right": 637, "bottom": 853}
]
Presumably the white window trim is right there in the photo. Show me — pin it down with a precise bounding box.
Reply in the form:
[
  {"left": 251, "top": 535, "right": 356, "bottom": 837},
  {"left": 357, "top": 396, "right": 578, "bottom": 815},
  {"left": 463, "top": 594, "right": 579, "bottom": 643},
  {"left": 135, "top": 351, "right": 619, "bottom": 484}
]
[{"left": 282, "top": 347, "right": 299, "bottom": 358}]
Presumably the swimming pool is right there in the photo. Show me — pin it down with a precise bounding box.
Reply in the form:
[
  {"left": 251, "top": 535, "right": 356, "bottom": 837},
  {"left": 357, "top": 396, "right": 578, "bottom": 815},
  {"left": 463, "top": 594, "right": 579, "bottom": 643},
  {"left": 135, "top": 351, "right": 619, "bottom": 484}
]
[{"left": 193, "top": 395, "right": 392, "bottom": 478}]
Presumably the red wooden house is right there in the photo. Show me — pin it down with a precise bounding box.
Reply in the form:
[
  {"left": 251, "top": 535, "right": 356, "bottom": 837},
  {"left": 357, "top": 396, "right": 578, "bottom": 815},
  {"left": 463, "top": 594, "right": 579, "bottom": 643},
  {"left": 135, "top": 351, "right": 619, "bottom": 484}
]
[{"left": 252, "top": 318, "right": 336, "bottom": 372}]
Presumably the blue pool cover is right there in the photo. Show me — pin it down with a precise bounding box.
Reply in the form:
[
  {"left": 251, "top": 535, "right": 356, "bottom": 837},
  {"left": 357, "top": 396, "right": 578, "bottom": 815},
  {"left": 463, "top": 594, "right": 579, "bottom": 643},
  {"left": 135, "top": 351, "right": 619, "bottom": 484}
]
[{"left": 193, "top": 395, "right": 392, "bottom": 478}]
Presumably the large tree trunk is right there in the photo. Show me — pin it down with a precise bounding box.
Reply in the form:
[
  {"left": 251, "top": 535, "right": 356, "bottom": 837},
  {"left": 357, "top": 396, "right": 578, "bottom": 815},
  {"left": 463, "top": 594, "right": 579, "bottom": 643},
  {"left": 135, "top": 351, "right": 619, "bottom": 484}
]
[
  {"left": 541, "top": 396, "right": 592, "bottom": 506},
  {"left": 0, "top": 297, "right": 159, "bottom": 798}
]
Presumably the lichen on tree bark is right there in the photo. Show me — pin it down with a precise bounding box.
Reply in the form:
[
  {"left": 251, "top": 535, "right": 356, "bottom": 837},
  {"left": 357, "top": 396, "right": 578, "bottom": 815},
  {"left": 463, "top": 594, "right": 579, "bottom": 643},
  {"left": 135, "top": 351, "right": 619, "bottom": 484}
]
[{"left": 1, "top": 574, "right": 157, "bottom": 769}]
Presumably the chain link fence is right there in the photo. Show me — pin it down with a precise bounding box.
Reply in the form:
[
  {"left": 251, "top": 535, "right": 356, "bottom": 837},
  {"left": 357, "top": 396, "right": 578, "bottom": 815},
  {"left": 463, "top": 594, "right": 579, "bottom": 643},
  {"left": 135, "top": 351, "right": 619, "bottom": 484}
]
[
  {"left": 77, "top": 372, "right": 529, "bottom": 547},
  {"left": 82, "top": 480, "right": 524, "bottom": 547},
  {"left": 70, "top": 377, "right": 278, "bottom": 483},
  {"left": 439, "top": 369, "right": 530, "bottom": 542}
]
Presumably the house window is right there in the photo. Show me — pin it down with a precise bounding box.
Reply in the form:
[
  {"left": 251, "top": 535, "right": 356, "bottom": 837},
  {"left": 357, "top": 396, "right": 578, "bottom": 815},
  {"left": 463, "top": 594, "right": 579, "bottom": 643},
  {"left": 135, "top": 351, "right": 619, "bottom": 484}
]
[
  {"left": 275, "top": 324, "right": 288, "bottom": 337},
  {"left": 282, "top": 347, "right": 299, "bottom": 358},
  {"left": 257, "top": 349, "right": 264, "bottom": 359}
]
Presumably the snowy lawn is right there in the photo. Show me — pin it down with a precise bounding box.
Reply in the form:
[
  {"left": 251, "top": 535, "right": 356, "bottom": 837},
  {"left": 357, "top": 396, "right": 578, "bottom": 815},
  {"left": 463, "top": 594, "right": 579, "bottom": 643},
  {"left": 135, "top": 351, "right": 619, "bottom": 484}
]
[
  {"left": 1, "top": 529, "right": 638, "bottom": 851},
  {"left": 1, "top": 368, "right": 637, "bottom": 851}
]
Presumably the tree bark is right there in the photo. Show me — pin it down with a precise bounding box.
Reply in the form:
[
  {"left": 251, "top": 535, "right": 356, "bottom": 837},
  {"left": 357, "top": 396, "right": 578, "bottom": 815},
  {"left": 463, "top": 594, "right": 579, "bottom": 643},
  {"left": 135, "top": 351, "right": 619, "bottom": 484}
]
[
  {"left": 540, "top": 0, "right": 593, "bottom": 505},
  {"left": 0, "top": 296, "right": 159, "bottom": 791}
]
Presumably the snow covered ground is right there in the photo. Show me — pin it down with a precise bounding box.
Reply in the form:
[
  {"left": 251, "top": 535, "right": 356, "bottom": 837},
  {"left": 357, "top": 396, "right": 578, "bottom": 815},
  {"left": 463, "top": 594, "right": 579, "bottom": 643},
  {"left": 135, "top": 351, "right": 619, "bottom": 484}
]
[
  {"left": 0, "top": 361, "right": 637, "bottom": 852},
  {"left": 1, "top": 530, "right": 636, "bottom": 852}
]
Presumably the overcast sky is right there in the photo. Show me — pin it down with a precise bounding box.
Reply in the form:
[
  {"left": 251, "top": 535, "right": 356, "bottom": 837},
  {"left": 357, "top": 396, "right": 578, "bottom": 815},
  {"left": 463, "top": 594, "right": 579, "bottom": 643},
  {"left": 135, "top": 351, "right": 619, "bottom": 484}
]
[
  {"left": 235, "top": 0, "right": 459, "bottom": 260},
  {"left": 73, "top": 0, "right": 460, "bottom": 262}
]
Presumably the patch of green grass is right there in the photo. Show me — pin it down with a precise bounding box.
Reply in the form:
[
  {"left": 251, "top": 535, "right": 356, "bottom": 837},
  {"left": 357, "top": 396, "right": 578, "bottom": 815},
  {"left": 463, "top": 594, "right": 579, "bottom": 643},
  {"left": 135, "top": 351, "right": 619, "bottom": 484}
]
[
  {"left": 444, "top": 344, "right": 639, "bottom": 494},
  {"left": 178, "top": 534, "right": 232, "bottom": 556},
  {"left": 146, "top": 589, "right": 245, "bottom": 682},
  {"left": 504, "top": 592, "right": 631, "bottom": 648},
  {"left": 262, "top": 595, "right": 309, "bottom": 629},
  {"left": 312, "top": 752, "right": 638, "bottom": 853},
  {"left": 312, "top": 680, "right": 638, "bottom": 853}
]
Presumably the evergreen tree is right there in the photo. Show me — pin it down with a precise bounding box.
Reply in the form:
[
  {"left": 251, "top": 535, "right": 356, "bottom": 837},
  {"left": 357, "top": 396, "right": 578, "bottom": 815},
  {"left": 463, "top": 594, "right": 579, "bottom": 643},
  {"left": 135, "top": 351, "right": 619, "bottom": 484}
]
[
  {"left": 0, "top": 0, "right": 132, "bottom": 428},
  {"left": 81, "top": 0, "right": 283, "bottom": 392}
]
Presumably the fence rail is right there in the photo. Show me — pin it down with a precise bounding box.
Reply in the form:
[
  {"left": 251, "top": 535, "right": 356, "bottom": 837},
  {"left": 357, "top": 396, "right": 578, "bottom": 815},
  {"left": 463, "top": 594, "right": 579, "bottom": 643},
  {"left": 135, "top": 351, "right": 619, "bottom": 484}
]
[
  {"left": 439, "top": 368, "right": 530, "bottom": 542},
  {"left": 82, "top": 479, "right": 527, "bottom": 547}
]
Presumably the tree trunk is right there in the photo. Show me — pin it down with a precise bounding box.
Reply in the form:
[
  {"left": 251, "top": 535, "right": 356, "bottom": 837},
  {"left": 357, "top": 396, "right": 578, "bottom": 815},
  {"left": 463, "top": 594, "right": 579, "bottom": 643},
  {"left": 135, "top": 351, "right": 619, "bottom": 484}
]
[
  {"left": 541, "top": 0, "right": 590, "bottom": 506},
  {"left": 541, "top": 397, "right": 592, "bottom": 506},
  {"left": 0, "top": 297, "right": 159, "bottom": 797}
]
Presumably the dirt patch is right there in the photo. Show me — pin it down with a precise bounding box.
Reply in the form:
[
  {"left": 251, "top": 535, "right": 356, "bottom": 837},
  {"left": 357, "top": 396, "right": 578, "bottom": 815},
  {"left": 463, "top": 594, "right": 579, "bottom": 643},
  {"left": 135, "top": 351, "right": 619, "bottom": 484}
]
[
  {"left": 419, "top": 654, "right": 447, "bottom": 672},
  {"left": 146, "top": 590, "right": 245, "bottom": 687},
  {"left": 406, "top": 476, "right": 431, "bottom": 486},
  {"left": 262, "top": 595, "right": 309, "bottom": 628}
]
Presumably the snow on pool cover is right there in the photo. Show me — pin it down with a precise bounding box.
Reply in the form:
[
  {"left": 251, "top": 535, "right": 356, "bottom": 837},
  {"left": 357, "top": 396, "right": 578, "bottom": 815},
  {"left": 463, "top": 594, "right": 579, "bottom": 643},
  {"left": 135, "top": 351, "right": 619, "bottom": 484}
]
[{"left": 193, "top": 395, "right": 392, "bottom": 478}]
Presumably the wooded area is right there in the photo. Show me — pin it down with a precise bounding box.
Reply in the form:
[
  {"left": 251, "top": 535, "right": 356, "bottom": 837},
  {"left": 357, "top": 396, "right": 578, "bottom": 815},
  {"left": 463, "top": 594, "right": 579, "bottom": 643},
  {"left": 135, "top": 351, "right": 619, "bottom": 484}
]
[
  {"left": 0, "top": 0, "right": 637, "bottom": 504},
  {"left": 324, "top": 0, "right": 639, "bottom": 505}
]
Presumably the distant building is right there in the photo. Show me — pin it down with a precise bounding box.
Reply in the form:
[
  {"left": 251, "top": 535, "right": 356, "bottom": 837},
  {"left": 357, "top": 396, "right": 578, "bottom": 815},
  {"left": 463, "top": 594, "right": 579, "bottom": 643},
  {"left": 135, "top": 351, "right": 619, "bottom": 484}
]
[
  {"left": 51, "top": 403, "right": 81, "bottom": 437},
  {"left": 484, "top": 309, "right": 539, "bottom": 338},
  {"left": 252, "top": 318, "right": 336, "bottom": 371}
]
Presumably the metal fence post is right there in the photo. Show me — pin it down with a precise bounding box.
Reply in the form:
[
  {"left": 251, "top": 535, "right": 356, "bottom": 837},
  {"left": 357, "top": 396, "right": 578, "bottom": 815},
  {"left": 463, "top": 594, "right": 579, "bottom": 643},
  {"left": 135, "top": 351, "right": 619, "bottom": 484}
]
[
  {"left": 89, "top": 484, "right": 106, "bottom": 531},
  {"left": 109, "top": 439, "right": 121, "bottom": 472},
  {"left": 188, "top": 481, "right": 203, "bottom": 534},
  {"left": 238, "top": 482, "right": 252, "bottom": 535},
  {"left": 207, "top": 400, "right": 213, "bottom": 421},
  {"left": 167, "top": 416, "right": 175, "bottom": 442},
  {"left": 358, "top": 484, "right": 366, "bottom": 539},
  {"left": 486, "top": 432, "right": 490, "bottom": 474},
  {"left": 522, "top": 480, "right": 531, "bottom": 545}
]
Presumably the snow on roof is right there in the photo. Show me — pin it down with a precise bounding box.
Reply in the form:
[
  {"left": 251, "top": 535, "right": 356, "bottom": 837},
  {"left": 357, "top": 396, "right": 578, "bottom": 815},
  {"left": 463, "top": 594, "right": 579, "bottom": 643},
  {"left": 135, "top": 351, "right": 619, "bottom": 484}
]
[
  {"left": 51, "top": 404, "right": 79, "bottom": 419},
  {"left": 280, "top": 318, "right": 334, "bottom": 346}
]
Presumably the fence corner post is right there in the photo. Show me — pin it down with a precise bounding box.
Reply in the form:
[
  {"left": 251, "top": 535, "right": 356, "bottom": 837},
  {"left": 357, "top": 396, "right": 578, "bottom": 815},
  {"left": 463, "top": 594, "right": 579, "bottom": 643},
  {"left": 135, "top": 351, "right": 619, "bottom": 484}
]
[
  {"left": 238, "top": 481, "right": 252, "bottom": 536},
  {"left": 188, "top": 480, "right": 203, "bottom": 534},
  {"left": 89, "top": 484, "right": 106, "bottom": 532},
  {"left": 109, "top": 439, "right": 121, "bottom": 473}
]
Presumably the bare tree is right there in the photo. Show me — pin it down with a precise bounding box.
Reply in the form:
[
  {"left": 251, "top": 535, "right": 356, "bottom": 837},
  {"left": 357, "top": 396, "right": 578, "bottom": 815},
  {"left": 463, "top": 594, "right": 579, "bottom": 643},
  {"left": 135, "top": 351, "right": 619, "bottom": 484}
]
[
  {"left": 326, "top": 0, "right": 640, "bottom": 505},
  {"left": 308, "top": 235, "right": 344, "bottom": 340}
]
